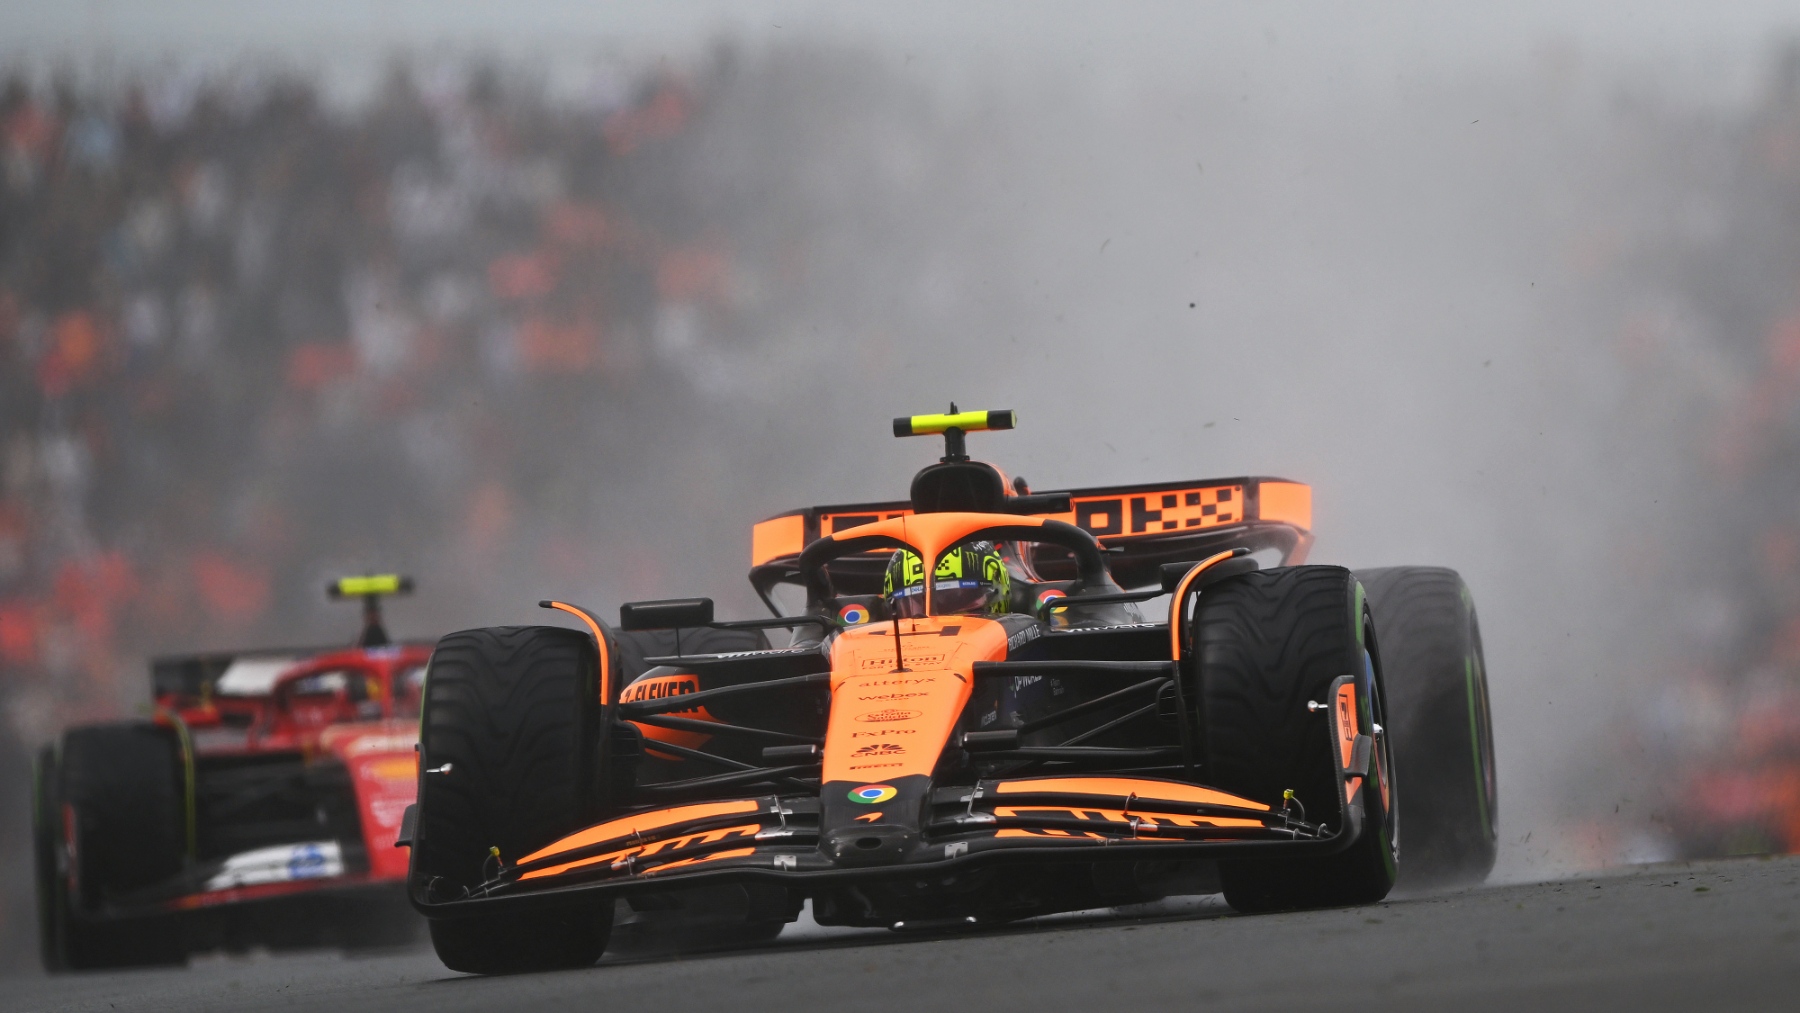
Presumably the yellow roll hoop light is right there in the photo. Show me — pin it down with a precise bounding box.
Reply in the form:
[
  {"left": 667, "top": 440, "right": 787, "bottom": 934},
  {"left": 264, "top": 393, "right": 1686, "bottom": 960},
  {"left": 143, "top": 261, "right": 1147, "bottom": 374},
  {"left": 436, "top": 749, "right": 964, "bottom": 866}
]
[
  {"left": 329, "top": 574, "right": 413, "bottom": 599},
  {"left": 893, "top": 409, "right": 1016, "bottom": 438}
]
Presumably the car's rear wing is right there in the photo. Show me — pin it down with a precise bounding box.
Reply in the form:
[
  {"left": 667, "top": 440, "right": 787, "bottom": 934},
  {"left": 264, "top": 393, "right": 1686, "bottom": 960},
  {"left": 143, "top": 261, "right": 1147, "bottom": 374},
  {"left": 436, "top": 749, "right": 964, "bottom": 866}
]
[
  {"left": 151, "top": 642, "right": 434, "bottom": 705},
  {"left": 152, "top": 648, "right": 321, "bottom": 706},
  {"left": 750, "top": 476, "right": 1312, "bottom": 600}
]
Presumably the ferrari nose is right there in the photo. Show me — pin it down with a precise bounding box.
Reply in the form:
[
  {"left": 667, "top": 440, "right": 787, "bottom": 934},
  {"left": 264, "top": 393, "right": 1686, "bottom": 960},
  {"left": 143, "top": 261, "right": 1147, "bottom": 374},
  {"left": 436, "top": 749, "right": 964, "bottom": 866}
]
[{"left": 820, "top": 824, "right": 916, "bottom": 866}]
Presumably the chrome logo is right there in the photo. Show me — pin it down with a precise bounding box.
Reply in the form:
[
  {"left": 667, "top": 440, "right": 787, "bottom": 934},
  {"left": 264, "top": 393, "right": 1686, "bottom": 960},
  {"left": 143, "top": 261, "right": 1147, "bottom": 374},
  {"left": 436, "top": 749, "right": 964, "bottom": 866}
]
[
  {"left": 848, "top": 784, "right": 897, "bottom": 804},
  {"left": 838, "top": 603, "right": 871, "bottom": 625},
  {"left": 1036, "top": 589, "right": 1068, "bottom": 614}
]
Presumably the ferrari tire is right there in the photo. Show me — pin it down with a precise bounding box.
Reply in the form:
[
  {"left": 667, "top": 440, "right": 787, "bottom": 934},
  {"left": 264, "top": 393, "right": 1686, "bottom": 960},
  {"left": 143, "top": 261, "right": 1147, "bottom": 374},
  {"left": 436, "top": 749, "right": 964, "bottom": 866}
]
[
  {"left": 1192, "top": 565, "right": 1399, "bottom": 912},
  {"left": 1355, "top": 566, "right": 1497, "bottom": 890},
  {"left": 42, "top": 724, "right": 189, "bottom": 970},
  {"left": 34, "top": 745, "right": 66, "bottom": 972},
  {"left": 414, "top": 625, "right": 612, "bottom": 972}
]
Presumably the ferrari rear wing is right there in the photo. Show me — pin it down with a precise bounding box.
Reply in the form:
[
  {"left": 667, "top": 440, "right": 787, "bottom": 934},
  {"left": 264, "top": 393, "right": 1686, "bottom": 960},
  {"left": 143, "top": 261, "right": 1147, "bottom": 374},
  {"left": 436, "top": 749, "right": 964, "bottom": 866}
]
[
  {"left": 153, "top": 649, "right": 322, "bottom": 705},
  {"left": 151, "top": 641, "right": 435, "bottom": 706},
  {"left": 750, "top": 476, "right": 1312, "bottom": 597}
]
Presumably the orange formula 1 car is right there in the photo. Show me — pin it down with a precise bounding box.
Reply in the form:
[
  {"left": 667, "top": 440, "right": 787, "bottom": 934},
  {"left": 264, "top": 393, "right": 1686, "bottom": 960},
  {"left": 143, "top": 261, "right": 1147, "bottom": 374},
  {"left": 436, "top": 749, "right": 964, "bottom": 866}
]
[
  {"left": 406, "top": 411, "right": 1499, "bottom": 973},
  {"left": 33, "top": 577, "right": 430, "bottom": 970}
]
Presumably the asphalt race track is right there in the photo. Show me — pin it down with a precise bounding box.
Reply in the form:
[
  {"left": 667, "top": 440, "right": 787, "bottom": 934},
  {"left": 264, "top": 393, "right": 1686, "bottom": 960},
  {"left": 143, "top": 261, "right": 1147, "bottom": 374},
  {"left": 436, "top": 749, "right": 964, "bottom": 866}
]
[{"left": 8, "top": 855, "right": 1800, "bottom": 1013}]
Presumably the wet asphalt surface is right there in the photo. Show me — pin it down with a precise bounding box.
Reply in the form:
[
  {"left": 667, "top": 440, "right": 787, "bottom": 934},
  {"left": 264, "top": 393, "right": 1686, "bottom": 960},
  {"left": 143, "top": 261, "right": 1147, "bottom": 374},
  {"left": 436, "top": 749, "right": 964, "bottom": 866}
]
[{"left": 5, "top": 854, "right": 1799, "bottom": 1013}]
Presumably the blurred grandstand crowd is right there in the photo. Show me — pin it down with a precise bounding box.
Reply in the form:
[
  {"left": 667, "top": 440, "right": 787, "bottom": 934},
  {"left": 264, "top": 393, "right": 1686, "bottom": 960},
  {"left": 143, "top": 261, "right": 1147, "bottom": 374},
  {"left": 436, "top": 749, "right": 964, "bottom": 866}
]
[
  {"left": 0, "top": 59, "right": 750, "bottom": 740},
  {"left": 1619, "top": 50, "right": 1800, "bottom": 860}
]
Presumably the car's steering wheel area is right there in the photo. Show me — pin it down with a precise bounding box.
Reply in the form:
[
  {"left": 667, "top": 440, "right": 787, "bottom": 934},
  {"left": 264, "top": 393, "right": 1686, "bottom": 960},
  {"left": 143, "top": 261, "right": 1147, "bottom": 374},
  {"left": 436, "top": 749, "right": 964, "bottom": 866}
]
[{"left": 797, "top": 516, "right": 1116, "bottom": 615}]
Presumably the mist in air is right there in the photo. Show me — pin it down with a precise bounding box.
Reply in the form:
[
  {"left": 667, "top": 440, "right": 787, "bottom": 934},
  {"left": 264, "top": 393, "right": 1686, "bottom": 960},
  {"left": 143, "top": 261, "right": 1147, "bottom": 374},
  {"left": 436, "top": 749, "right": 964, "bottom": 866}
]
[{"left": 5, "top": 8, "right": 1800, "bottom": 966}]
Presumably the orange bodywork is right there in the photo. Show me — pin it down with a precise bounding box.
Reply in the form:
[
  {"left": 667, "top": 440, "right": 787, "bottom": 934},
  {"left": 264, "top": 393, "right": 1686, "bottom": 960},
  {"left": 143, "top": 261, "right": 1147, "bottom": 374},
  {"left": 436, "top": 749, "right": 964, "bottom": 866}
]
[
  {"left": 994, "top": 807, "right": 1265, "bottom": 830},
  {"left": 817, "top": 512, "right": 1047, "bottom": 611},
  {"left": 1335, "top": 679, "right": 1362, "bottom": 802},
  {"left": 519, "top": 798, "right": 759, "bottom": 866},
  {"left": 543, "top": 600, "right": 613, "bottom": 704},
  {"left": 1258, "top": 481, "right": 1312, "bottom": 530},
  {"left": 1165, "top": 549, "right": 1245, "bottom": 661},
  {"left": 992, "top": 776, "right": 1271, "bottom": 811},
  {"left": 621, "top": 672, "right": 716, "bottom": 753},
  {"left": 519, "top": 824, "right": 762, "bottom": 881},
  {"left": 823, "top": 615, "right": 1008, "bottom": 782},
  {"left": 751, "top": 514, "right": 806, "bottom": 568}
]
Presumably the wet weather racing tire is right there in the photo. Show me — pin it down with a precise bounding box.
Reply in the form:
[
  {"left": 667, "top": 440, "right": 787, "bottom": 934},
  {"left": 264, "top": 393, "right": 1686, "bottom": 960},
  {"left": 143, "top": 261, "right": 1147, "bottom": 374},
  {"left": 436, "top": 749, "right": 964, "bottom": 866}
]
[
  {"left": 36, "top": 724, "right": 188, "bottom": 971},
  {"left": 413, "top": 625, "right": 613, "bottom": 973},
  {"left": 1193, "top": 566, "right": 1398, "bottom": 912},
  {"left": 1356, "top": 566, "right": 1497, "bottom": 890}
]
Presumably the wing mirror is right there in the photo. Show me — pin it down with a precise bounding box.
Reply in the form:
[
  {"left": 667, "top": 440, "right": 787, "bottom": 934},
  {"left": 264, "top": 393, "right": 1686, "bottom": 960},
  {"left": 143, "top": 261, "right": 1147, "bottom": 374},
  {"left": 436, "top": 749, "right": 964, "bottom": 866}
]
[{"left": 618, "top": 597, "right": 715, "bottom": 631}]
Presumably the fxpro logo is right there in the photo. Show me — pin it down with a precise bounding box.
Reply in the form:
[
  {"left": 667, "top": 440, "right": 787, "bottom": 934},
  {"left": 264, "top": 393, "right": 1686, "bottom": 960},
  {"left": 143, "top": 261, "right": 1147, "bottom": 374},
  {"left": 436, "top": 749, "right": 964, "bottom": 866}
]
[{"left": 852, "top": 729, "right": 916, "bottom": 738}]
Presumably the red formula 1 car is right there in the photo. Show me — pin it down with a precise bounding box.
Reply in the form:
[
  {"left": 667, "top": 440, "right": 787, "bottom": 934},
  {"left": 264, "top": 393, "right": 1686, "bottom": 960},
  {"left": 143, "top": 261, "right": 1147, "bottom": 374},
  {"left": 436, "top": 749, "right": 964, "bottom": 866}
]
[
  {"left": 33, "top": 577, "right": 430, "bottom": 970},
  {"left": 405, "top": 411, "right": 1500, "bottom": 973}
]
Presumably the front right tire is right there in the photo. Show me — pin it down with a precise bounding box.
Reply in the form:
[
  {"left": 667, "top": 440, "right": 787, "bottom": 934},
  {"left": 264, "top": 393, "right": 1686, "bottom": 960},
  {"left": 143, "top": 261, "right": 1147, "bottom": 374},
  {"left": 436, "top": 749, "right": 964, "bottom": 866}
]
[{"left": 1191, "top": 565, "right": 1399, "bottom": 912}]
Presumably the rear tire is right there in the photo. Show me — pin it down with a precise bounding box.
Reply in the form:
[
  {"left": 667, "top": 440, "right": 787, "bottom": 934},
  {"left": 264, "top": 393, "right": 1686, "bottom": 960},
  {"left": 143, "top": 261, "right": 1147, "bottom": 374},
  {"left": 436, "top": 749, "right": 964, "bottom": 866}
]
[
  {"left": 413, "top": 625, "right": 613, "bottom": 973},
  {"left": 1356, "top": 566, "right": 1497, "bottom": 890},
  {"left": 34, "top": 746, "right": 67, "bottom": 972},
  {"left": 1192, "top": 566, "right": 1398, "bottom": 912},
  {"left": 42, "top": 724, "right": 189, "bottom": 970}
]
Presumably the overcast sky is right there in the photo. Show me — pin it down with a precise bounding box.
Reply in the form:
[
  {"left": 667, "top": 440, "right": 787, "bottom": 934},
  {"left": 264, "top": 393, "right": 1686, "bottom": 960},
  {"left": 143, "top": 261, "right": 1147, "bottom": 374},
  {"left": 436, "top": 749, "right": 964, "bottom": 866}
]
[{"left": 5, "top": 1, "right": 1800, "bottom": 105}]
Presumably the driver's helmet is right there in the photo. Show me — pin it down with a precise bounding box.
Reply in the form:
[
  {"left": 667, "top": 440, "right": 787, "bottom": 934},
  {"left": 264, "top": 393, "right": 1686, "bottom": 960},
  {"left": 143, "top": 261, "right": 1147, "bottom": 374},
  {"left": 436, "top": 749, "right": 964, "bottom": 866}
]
[{"left": 883, "top": 539, "right": 1012, "bottom": 618}]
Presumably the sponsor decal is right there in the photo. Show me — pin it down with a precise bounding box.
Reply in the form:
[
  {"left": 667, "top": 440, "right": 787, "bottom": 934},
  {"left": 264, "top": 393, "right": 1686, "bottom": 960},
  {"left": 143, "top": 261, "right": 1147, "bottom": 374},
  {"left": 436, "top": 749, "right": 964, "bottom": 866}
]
[
  {"left": 838, "top": 603, "right": 871, "bottom": 626},
  {"left": 856, "top": 708, "right": 922, "bottom": 723},
  {"left": 341, "top": 733, "right": 418, "bottom": 756},
  {"left": 853, "top": 729, "right": 916, "bottom": 738},
  {"left": 860, "top": 654, "right": 945, "bottom": 670},
  {"left": 710, "top": 648, "right": 813, "bottom": 659},
  {"left": 852, "top": 743, "right": 906, "bottom": 757},
  {"left": 849, "top": 784, "right": 899, "bottom": 804},
  {"left": 1007, "top": 625, "right": 1043, "bottom": 651},
  {"left": 202, "top": 840, "right": 345, "bottom": 892},
  {"left": 1036, "top": 589, "right": 1068, "bottom": 614},
  {"left": 851, "top": 763, "right": 904, "bottom": 771},
  {"left": 856, "top": 691, "right": 930, "bottom": 702},
  {"left": 621, "top": 674, "right": 701, "bottom": 703},
  {"left": 861, "top": 677, "right": 936, "bottom": 687}
]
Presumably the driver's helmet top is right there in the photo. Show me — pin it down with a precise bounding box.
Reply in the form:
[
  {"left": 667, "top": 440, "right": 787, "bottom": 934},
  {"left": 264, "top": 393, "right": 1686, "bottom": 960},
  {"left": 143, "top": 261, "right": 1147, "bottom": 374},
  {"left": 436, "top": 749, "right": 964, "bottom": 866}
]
[{"left": 883, "top": 539, "right": 1011, "bottom": 618}]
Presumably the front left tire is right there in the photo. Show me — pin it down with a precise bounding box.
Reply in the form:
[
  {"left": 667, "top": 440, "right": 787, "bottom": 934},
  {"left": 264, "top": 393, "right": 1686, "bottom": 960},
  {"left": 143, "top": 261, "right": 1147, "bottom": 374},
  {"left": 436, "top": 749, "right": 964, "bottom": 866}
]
[{"left": 412, "top": 625, "right": 614, "bottom": 973}]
